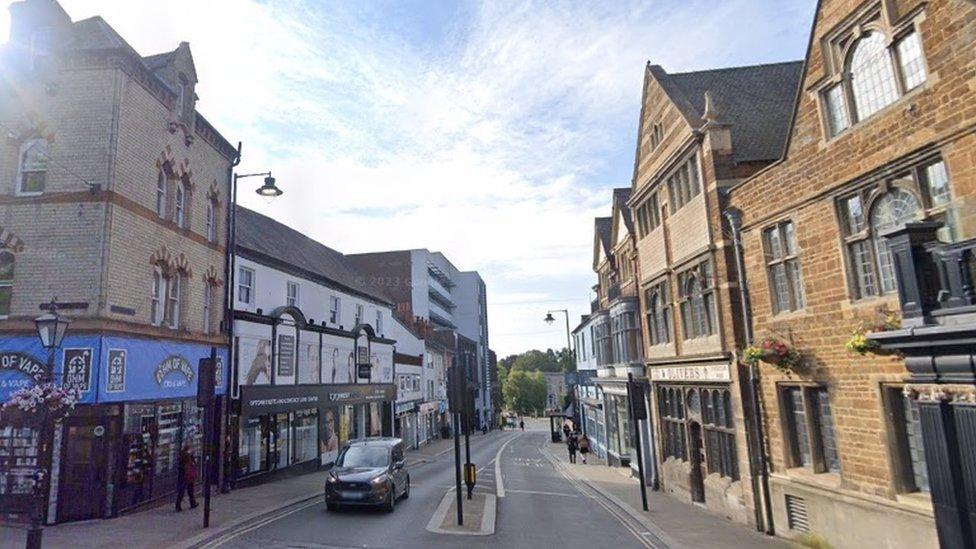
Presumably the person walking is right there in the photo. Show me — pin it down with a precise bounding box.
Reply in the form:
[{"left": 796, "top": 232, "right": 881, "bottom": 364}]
[
  {"left": 562, "top": 422, "right": 571, "bottom": 442},
  {"left": 567, "top": 432, "right": 578, "bottom": 464},
  {"left": 578, "top": 432, "right": 590, "bottom": 464},
  {"left": 519, "top": 419, "right": 525, "bottom": 431},
  {"left": 176, "top": 441, "right": 198, "bottom": 511}
]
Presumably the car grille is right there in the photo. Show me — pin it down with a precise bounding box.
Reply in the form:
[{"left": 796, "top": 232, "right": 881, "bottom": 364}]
[{"left": 336, "top": 481, "right": 370, "bottom": 491}]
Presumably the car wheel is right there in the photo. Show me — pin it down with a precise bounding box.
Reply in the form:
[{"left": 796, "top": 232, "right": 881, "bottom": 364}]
[
  {"left": 402, "top": 476, "right": 410, "bottom": 500},
  {"left": 385, "top": 486, "right": 396, "bottom": 513}
]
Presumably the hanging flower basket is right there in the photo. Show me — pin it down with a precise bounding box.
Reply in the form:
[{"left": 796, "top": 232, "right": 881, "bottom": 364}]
[
  {"left": 846, "top": 310, "right": 901, "bottom": 356},
  {"left": 744, "top": 337, "right": 801, "bottom": 374},
  {"left": 1, "top": 383, "right": 79, "bottom": 425}
]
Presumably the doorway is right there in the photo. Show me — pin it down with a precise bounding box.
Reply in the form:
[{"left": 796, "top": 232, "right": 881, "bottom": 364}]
[
  {"left": 688, "top": 422, "right": 706, "bottom": 503},
  {"left": 58, "top": 420, "right": 109, "bottom": 522}
]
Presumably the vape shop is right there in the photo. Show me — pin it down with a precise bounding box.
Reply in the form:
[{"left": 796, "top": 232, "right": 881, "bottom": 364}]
[{"left": 236, "top": 383, "right": 396, "bottom": 482}]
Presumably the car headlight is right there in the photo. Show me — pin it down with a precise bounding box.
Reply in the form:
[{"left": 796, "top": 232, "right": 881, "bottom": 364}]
[
  {"left": 371, "top": 474, "right": 388, "bottom": 485},
  {"left": 326, "top": 473, "right": 338, "bottom": 484}
]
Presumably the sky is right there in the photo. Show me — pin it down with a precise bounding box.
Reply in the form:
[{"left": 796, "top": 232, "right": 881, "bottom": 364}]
[{"left": 1, "top": 0, "right": 815, "bottom": 357}]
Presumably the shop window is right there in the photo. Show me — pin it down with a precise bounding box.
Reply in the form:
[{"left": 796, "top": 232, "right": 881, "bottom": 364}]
[
  {"left": 885, "top": 387, "right": 929, "bottom": 493},
  {"left": 781, "top": 386, "right": 840, "bottom": 474},
  {"left": 293, "top": 411, "right": 318, "bottom": 463},
  {"left": 0, "top": 251, "right": 14, "bottom": 318},
  {"left": 275, "top": 413, "right": 290, "bottom": 469},
  {"left": 763, "top": 221, "right": 805, "bottom": 314},
  {"left": 678, "top": 260, "right": 716, "bottom": 339},
  {"left": 702, "top": 389, "right": 739, "bottom": 480},
  {"left": 658, "top": 386, "right": 687, "bottom": 461},
  {"left": 17, "top": 138, "right": 47, "bottom": 195},
  {"left": 239, "top": 417, "right": 268, "bottom": 476}
]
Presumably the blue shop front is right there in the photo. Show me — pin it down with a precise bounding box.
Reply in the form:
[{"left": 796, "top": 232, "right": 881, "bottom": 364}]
[{"left": 0, "top": 334, "right": 227, "bottom": 524}]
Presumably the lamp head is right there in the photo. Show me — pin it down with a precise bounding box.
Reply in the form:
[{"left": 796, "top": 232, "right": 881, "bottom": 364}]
[
  {"left": 35, "top": 299, "right": 70, "bottom": 349},
  {"left": 255, "top": 175, "right": 283, "bottom": 198},
  {"left": 544, "top": 312, "right": 555, "bottom": 325}
]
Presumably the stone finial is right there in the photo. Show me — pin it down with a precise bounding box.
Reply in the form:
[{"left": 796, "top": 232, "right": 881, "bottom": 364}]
[{"left": 703, "top": 91, "right": 718, "bottom": 125}]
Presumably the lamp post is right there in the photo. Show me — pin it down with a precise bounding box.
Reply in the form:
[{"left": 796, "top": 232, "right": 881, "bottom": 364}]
[
  {"left": 217, "top": 167, "right": 282, "bottom": 517},
  {"left": 26, "top": 299, "right": 71, "bottom": 549},
  {"left": 433, "top": 327, "right": 465, "bottom": 525},
  {"left": 543, "top": 309, "right": 573, "bottom": 357}
]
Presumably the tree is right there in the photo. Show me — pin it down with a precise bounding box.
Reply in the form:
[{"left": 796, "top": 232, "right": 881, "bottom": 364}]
[
  {"left": 503, "top": 369, "right": 547, "bottom": 416},
  {"left": 511, "top": 349, "right": 561, "bottom": 372}
]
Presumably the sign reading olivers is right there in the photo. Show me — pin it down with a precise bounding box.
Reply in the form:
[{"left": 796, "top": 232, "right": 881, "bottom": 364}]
[{"left": 154, "top": 355, "right": 195, "bottom": 388}]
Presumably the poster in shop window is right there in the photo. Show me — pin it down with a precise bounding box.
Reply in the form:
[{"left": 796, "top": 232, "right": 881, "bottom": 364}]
[
  {"left": 319, "top": 406, "right": 340, "bottom": 465},
  {"left": 277, "top": 334, "right": 295, "bottom": 377},
  {"left": 106, "top": 349, "right": 126, "bottom": 393},
  {"left": 321, "top": 334, "right": 355, "bottom": 384},
  {"left": 62, "top": 348, "right": 93, "bottom": 392},
  {"left": 238, "top": 337, "right": 272, "bottom": 386},
  {"left": 299, "top": 333, "right": 319, "bottom": 384}
]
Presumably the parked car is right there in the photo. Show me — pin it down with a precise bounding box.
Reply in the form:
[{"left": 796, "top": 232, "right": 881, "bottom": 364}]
[{"left": 324, "top": 437, "right": 409, "bottom": 512}]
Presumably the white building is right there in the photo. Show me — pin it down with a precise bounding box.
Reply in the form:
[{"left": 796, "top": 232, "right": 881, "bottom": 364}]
[
  {"left": 231, "top": 207, "right": 397, "bottom": 481},
  {"left": 389, "top": 317, "right": 423, "bottom": 449}
]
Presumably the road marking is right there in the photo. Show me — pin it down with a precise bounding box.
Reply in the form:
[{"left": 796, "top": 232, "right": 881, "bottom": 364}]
[
  {"left": 494, "top": 433, "right": 520, "bottom": 498},
  {"left": 505, "top": 489, "right": 578, "bottom": 497},
  {"left": 199, "top": 497, "right": 321, "bottom": 548}
]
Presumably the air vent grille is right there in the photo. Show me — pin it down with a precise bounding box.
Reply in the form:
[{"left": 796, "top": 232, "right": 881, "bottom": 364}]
[{"left": 785, "top": 494, "right": 810, "bottom": 533}]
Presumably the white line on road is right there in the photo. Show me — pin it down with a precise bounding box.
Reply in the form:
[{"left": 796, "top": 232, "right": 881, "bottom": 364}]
[
  {"left": 505, "top": 489, "right": 578, "bottom": 497},
  {"left": 494, "top": 433, "right": 520, "bottom": 498}
]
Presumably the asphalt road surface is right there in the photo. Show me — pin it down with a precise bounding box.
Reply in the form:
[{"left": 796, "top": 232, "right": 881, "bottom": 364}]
[{"left": 210, "top": 427, "right": 652, "bottom": 549}]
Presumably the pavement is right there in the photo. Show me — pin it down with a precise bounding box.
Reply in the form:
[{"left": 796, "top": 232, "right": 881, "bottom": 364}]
[
  {"left": 0, "top": 423, "right": 795, "bottom": 549},
  {"left": 0, "top": 435, "right": 458, "bottom": 549}
]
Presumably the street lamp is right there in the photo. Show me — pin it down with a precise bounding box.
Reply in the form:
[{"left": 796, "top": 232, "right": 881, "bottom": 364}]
[
  {"left": 26, "top": 300, "right": 70, "bottom": 549},
  {"left": 543, "top": 309, "right": 573, "bottom": 357},
  {"left": 254, "top": 174, "right": 283, "bottom": 198}
]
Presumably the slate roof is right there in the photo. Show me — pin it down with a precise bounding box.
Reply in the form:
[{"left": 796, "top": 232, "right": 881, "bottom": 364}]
[
  {"left": 653, "top": 60, "right": 803, "bottom": 163},
  {"left": 236, "top": 206, "right": 394, "bottom": 306}
]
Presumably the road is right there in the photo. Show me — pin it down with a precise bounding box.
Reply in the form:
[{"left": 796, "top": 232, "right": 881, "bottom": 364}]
[{"left": 209, "top": 427, "right": 651, "bottom": 549}]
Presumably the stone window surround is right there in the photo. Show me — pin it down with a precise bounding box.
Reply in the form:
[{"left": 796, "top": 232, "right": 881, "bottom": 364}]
[
  {"left": 880, "top": 383, "right": 930, "bottom": 496},
  {"left": 762, "top": 219, "right": 806, "bottom": 315},
  {"left": 0, "top": 249, "right": 14, "bottom": 319},
  {"left": 643, "top": 277, "right": 672, "bottom": 346},
  {"left": 15, "top": 137, "right": 48, "bottom": 197},
  {"left": 834, "top": 154, "right": 953, "bottom": 301},
  {"left": 814, "top": 1, "right": 928, "bottom": 140},
  {"left": 778, "top": 382, "right": 841, "bottom": 475},
  {"left": 676, "top": 258, "right": 716, "bottom": 340}
]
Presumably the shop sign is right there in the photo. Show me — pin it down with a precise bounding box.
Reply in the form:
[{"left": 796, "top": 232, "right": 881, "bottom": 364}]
[
  {"left": 106, "top": 349, "right": 126, "bottom": 393},
  {"left": 649, "top": 364, "right": 730, "bottom": 382},
  {"left": 395, "top": 400, "right": 419, "bottom": 415},
  {"left": 240, "top": 384, "right": 322, "bottom": 415},
  {"left": 62, "top": 348, "right": 93, "bottom": 392},
  {"left": 326, "top": 383, "right": 396, "bottom": 405},
  {"left": 277, "top": 335, "right": 295, "bottom": 377},
  {"left": 154, "top": 355, "right": 194, "bottom": 389},
  {"left": 214, "top": 356, "right": 224, "bottom": 389},
  {"left": 0, "top": 351, "right": 47, "bottom": 383}
]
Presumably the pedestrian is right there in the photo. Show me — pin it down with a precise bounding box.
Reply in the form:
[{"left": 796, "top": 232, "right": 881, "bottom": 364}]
[
  {"left": 519, "top": 419, "right": 525, "bottom": 431},
  {"left": 175, "top": 441, "right": 198, "bottom": 511},
  {"left": 578, "top": 433, "right": 590, "bottom": 464},
  {"left": 562, "top": 422, "right": 571, "bottom": 441},
  {"left": 567, "top": 432, "right": 578, "bottom": 464}
]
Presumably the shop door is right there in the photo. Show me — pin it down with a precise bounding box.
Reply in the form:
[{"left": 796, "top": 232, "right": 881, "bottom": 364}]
[
  {"left": 688, "top": 422, "right": 706, "bottom": 503},
  {"left": 58, "top": 421, "right": 108, "bottom": 522}
]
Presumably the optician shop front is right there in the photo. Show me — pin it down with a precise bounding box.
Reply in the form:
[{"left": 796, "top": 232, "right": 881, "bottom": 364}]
[{"left": 0, "top": 334, "right": 227, "bottom": 525}]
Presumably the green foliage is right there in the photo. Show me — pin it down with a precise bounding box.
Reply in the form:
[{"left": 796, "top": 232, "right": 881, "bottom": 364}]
[
  {"left": 508, "top": 347, "right": 574, "bottom": 373},
  {"left": 502, "top": 369, "right": 548, "bottom": 415},
  {"left": 796, "top": 533, "right": 831, "bottom": 549}
]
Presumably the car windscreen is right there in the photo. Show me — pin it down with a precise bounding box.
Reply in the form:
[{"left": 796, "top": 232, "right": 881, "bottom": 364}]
[{"left": 337, "top": 445, "right": 390, "bottom": 468}]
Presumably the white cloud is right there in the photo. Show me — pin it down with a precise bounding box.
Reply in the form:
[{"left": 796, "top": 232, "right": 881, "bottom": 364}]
[{"left": 2, "top": 0, "right": 813, "bottom": 355}]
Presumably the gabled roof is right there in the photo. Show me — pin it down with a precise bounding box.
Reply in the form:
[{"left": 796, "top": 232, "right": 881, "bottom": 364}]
[
  {"left": 611, "top": 188, "right": 633, "bottom": 245},
  {"left": 648, "top": 60, "right": 803, "bottom": 163},
  {"left": 236, "top": 206, "right": 394, "bottom": 307},
  {"left": 592, "top": 216, "right": 613, "bottom": 270}
]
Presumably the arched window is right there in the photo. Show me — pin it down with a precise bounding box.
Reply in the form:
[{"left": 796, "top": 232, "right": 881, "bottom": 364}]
[
  {"left": 18, "top": 139, "right": 48, "bottom": 194},
  {"left": 870, "top": 189, "right": 920, "bottom": 293},
  {"left": 206, "top": 199, "right": 217, "bottom": 242},
  {"left": 0, "top": 251, "right": 14, "bottom": 317},
  {"left": 175, "top": 184, "right": 186, "bottom": 228},
  {"left": 167, "top": 272, "right": 182, "bottom": 329},
  {"left": 849, "top": 32, "right": 899, "bottom": 120},
  {"left": 645, "top": 281, "right": 671, "bottom": 345},
  {"left": 151, "top": 267, "right": 164, "bottom": 325},
  {"left": 156, "top": 169, "right": 167, "bottom": 217}
]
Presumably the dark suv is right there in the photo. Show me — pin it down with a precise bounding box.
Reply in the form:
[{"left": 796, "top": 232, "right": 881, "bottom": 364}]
[{"left": 324, "top": 437, "right": 410, "bottom": 512}]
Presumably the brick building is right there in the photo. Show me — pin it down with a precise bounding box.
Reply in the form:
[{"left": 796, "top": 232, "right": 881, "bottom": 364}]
[
  {"left": 0, "top": 0, "right": 236, "bottom": 523},
  {"left": 726, "top": 0, "right": 975, "bottom": 547},
  {"left": 627, "top": 60, "right": 802, "bottom": 526}
]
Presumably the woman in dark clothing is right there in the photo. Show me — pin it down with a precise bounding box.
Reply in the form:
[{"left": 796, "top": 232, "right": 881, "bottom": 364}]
[
  {"left": 176, "top": 442, "right": 198, "bottom": 511},
  {"left": 567, "top": 433, "right": 578, "bottom": 464},
  {"left": 578, "top": 433, "right": 590, "bottom": 464}
]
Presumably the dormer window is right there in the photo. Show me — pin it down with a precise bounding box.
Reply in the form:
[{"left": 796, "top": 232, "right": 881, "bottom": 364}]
[{"left": 819, "top": 8, "right": 927, "bottom": 139}]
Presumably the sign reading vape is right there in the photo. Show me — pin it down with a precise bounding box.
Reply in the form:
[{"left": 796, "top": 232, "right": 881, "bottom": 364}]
[
  {"left": 154, "top": 355, "right": 194, "bottom": 389},
  {"left": 62, "top": 348, "right": 93, "bottom": 392},
  {"left": 0, "top": 352, "right": 46, "bottom": 382},
  {"left": 106, "top": 349, "right": 126, "bottom": 392}
]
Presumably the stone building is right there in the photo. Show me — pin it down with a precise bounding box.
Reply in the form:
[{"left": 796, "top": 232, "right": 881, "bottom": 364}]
[
  {"left": 725, "top": 0, "right": 975, "bottom": 546},
  {"left": 627, "top": 59, "right": 802, "bottom": 527},
  {"left": 0, "top": 0, "right": 236, "bottom": 523}
]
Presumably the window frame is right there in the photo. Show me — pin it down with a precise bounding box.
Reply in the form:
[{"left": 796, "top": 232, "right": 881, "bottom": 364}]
[
  {"left": 151, "top": 267, "right": 164, "bottom": 326},
  {"left": 237, "top": 266, "right": 255, "bottom": 305},
  {"left": 0, "top": 251, "right": 14, "bottom": 319},
  {"left": 329, "top": 295, "right": 340, "bottom": 324},
  {"left": 16, "top": 138, "right": 48, "bottom": 196},
  {"left": 167, "top": 273, "right": 182, "bottom": 330},
  {"left": 883, "top": 386, "right": 929, "bottom": 494},
  {"left": 286, "top": 281, "right": 300, "bottom": 307},
  {"left": 700, "top": 388, "right": 739, "bottom": 480},
  {"left": 644, "top": 280, "right": 672, "bottom": 346},
  {"left": 677, "top": 260, "right": 716, "bottom": 340},
  {"left": 779, "top": 384, "right": 840, "bottom": 474},
  {"left": 763, "top": 220, "right": 805, "bottom": 314},
  {"left": 206, "top": 199, "right": 217, "bottom": 243},
  {"left": 667, "top": 155, "right": 702, "bottom": 214},
  {"left": 156, "top": 169, "right": 168, "bottom": 218},
  {"left": 836, "top": 158, "right": 951, "bottom": 300},
  {"left": 355, "top": 304, "right": 364, "bottom": 326},
  {"left": 174, "top": 183, "right": 186, "bottom": 228}
]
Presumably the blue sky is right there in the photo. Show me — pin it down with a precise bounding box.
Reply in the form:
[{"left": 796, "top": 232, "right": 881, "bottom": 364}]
[{"left": 2, "top": 0, "right": 815, "bottom": 356}]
